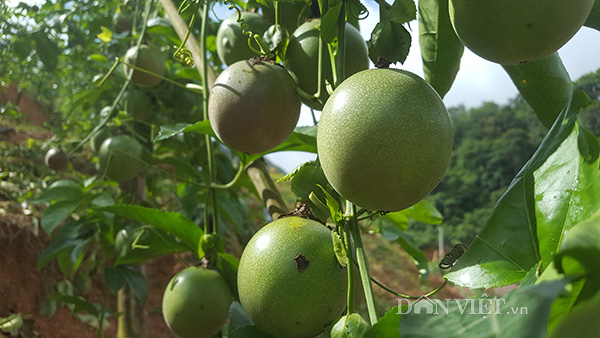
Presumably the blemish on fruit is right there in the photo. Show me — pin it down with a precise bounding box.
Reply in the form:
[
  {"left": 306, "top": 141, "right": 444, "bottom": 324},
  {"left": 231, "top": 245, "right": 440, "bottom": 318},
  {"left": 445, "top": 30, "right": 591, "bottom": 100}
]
[{"left": 294, "top": 254, "right": 309, "bottom": 272}]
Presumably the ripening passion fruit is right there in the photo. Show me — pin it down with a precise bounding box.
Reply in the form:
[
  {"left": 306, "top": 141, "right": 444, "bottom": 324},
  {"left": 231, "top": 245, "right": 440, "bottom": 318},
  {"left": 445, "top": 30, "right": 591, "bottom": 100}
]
[
  {"left": 208, "top": 59, "right": 301, "bottom": 154},
  {"left": 317, "top": 69, "right": 453, "bottom": 212},
  {"left": 449, "top": 0, "right": 594, "bottom": 65}
]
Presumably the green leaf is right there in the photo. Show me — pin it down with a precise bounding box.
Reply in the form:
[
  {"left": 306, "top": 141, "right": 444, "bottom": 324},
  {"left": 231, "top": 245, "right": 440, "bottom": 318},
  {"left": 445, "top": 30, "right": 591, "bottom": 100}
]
[
  {"left": 535, "top": 123, "right": 600, "bottom": 269},
  {"left": 535, "top": 261, "right": 585, "bottom": 334},
  {"left": 368, "top": 20, "right": 411, "bottom": 64},
  {"left": 104, "top": 266, "right": 126, "bottom": 295},
  {"left": 89, "top": 54, "right": 108, "bottom": 63},
  {"left": 363, "top": 306, "right": 401, "bottom": 338},
  {"left": 584, "top": 0, "right": 600, "bottom": 31},
  {"left": 400, "top": 280, "right": 569, "bottom": 338},
  {"left": 319, "top": 185, "right": 343, "bottom": 223},
  {"left": 503, "top": 53, "right": 573, "bottom": 128},
  {"left": 12, "top": 37, "right": 33, "bottom": 60},
  {"left": 554, "top": 209, "right": 600, "bottom": 296},
  {"left": 97, "top": 205, "right": 202, "bottom": 252},
  {"left": 97, "top": 26, "right": 112, "bottom": 42},
  {"left": 395, "top": 232, "right": 429, "bottom": 279},
  {"left": 216, "top": 191, "right": 246, "bottom": 233},
  {"left": 385, "top": 211, "right": 408, "bottom": 232},
  {"left": 550, "top": 289, "right": 600, "bottom": 338},
  {"left": 446, "top": 91, "right": 599, "bottom": 288},
  {"left": 405, "top": 200, "right": 443, "bottom": 225},
  {"left": 388, "top": 0, "right": 417, "bottom": 24},
  {"left": 41, "top": 200, "right": 82, "bottom": 234},
  {"left": 47, "top": 294, "right": 100, "bottom": 316},
  {"left": 418, "top": 0, "right": 464, "bottom": 98},
  {"left": 33, "top": 31, "right": 60, "bottom": 71},
  {"left": 33, "top": 180, "right": 85, "bottom": 203},
  {"left": 320, "top": 3, "right": 343, "bottom": 43},
  {"left": 114, "top": 226, "right": 189, "bottom": 265},
  {"left": 37, "top": 222, "right": 93, "bottom": 269},
  {"left": 218, "top": 253, "right": 240, "bottom": 300},
  {"left": 228, "top": 301, "right": 254, "bottom": 335},
  {"left": 287, "top": 161, "right": 329, "bottom": 201},
  {"left": 121, "top": 265, "right": 148, "bottom": 302},
  {"left": 229, "top": 325, "right": 273, "bottom": 338},
  {"left": 152, "top": 156, "right": 203, "bottom": 181},
  {"left": 332, "top": 231, "right": 348, "bottom": 268},
  {"left": 328, "top": 313, "right": 370, "bottom": 338}
]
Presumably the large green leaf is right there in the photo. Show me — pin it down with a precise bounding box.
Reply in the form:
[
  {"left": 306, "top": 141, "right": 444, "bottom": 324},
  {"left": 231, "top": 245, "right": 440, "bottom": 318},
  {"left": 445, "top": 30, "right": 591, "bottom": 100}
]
[
  {"left": 363, "top": 306, "right": 401, "bottom": 338},
  {"left": 445, "top": 91, "right": 598, "bottom": 288},
  {"left": 400, "top": 279, "right": 569, "bottom": 338},
  {"left": 97, "top": 205, "right": 202, "bottom": 252},
  {"left": 114, "top": 226, "right": 189, "bottom": 265},
  {"left": 554, "top": 209, "right": 600, "bottom": 299},
  {"left": 550, "top": 289, "right": 600, "bottom": 338},
  {"left": 418, "top": 0, "right": 464, "bottom": 98},
  {"left": 584, "top": 0, "right": 600, "bottom": 31},
  {"left": 367, "top": 19, "right": 411, "bottom": 64},
  {"left": 33, "top": 31, "right": 60, "bottom": 72},
  {"left": 503, "top": 53, "right": 573, "bottom": 128},
  {"left": 535, "top": 125, "right": 600, "bottom": 269},
  {"left": 32, "top": 179, "right": 85, "bottom": 203},
  {"left": 41, "top": 199, "right": 83, "bottom": 234}
]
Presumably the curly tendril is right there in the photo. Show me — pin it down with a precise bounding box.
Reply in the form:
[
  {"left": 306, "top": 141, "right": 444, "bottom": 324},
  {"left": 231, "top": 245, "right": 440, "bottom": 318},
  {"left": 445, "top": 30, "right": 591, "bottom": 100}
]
[
  {"left": 174, "top": 47, "right": 195, "bottom": 67},
  {"left": 439, "top": 243, "right": 469, "bottom": 269},
  {"left": 224, "top": 0, "right": 272, "bottom": 58},
  {"left": 171, "top": 0, "right": 203, "bottom": 66},
  {"left": 350, "top": 1, "right": 369, "bottom": 20}
]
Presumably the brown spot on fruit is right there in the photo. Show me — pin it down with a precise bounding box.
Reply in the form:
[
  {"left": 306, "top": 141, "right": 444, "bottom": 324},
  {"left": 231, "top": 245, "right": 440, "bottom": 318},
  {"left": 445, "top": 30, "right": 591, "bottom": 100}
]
[{"left": 294, "top": 254, "right": 309, "bottom": 272}]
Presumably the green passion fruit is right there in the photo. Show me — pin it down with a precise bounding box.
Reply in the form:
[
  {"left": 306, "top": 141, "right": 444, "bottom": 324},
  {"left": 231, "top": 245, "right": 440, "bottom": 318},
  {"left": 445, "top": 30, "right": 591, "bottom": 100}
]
[
  {"left": 98, "top": 135, "right": 144, "bottom": 181},
  {"left": 449, "top": 0, "right": 594, "bottom": 65},
  {"left": 216, "top": 12, "right": 271, "bottom": 66},
  {"left": 317, "top": 69, "right": 453, "bottom": 212},
  {"left": 237, "top": 216, "right": 348, "bottom": 338},
  {"left": 123, "top": 44, "right": 166, "bottom": 86},
  {"left": 162, "top": 267, "right": 233, "bottom": 338},
  {"left": 285, "top": 19, "right": 369, "bottom": 110},
  {"left": 208, "top": 59, "right": 301, "bottom": 154}
]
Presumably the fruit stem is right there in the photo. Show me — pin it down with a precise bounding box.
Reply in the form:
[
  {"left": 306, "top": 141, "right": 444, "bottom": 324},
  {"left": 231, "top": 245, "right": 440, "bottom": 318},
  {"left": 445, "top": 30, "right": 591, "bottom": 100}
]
[
  {"left": 334, "top": 1, "right": 346, "bottom": 87},
  {"left": 343, "top": 224, "right": 355, "bottom": 314},
  {"left": 346, "top": 201, "right": 379, "bottom": 325},
  {"left": 199, "top": 0, "right": 219, "bottom": 234},
  {"left": 119, "top": 61, "right": 190, "bottom": 89}
]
